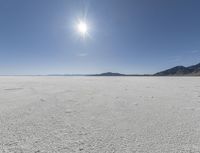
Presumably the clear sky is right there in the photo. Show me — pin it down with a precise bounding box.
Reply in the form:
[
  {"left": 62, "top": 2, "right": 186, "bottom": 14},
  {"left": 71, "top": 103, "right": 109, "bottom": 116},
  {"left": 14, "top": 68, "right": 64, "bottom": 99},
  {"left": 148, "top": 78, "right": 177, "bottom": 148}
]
[{"left": 0, "top": 0, "right": 200, "bottom": 75}]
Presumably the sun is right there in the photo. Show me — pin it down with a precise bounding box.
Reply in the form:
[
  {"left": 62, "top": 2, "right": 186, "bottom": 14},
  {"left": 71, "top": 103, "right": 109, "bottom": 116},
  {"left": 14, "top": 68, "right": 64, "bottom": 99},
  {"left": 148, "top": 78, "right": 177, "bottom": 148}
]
[{"left": 77, "top": 21, "right": 88, "bottom": 36}]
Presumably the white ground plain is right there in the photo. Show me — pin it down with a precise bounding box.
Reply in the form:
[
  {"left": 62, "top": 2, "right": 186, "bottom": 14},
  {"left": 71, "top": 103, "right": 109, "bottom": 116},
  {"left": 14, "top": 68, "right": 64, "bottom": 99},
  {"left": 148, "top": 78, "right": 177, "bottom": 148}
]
[{"left": 0, "top": 77, "right": 200, "bottom": 153}]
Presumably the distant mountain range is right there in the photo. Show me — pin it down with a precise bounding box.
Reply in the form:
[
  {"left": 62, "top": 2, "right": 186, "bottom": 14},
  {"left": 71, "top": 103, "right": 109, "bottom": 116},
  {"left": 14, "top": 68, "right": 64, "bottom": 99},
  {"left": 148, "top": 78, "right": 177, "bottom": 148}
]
[
  {"left": 88, "top": 72, "right": 152, "bottom": 76},
  {"left": 46, "top": 62, "right": 200, "bottom": 76},
  {"left": 89, "top": 63, "right": 200, "bottom": 76},
  {"left": 154, "top": 63, "right": 200, "bottom": 76},
  {"left": 48, "top": 72, "right": 151, "bottom": 76},
  {"left": 89, "top": 72, "right": 126, "bottom": 76}
]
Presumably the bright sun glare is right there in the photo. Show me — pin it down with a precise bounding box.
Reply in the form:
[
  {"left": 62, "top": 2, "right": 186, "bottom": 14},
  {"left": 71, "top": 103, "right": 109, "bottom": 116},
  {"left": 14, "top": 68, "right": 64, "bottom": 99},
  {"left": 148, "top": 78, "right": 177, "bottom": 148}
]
[{"left": 77, "top": 21, "right": 88, "bottom": 36}]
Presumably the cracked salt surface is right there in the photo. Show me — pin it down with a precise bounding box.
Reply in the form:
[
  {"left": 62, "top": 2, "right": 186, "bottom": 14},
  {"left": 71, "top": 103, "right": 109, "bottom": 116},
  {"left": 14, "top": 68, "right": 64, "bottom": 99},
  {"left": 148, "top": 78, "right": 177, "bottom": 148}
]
[{"left": 0, "top": 76, "right": 200, "bottom": 153}]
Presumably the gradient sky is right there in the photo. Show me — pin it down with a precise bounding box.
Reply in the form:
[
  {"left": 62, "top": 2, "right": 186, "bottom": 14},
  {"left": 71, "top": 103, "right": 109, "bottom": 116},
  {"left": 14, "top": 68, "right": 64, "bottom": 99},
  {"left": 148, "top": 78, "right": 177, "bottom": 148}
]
[{"left": 0, "top": 0, "right": 200, "bottom": 75}]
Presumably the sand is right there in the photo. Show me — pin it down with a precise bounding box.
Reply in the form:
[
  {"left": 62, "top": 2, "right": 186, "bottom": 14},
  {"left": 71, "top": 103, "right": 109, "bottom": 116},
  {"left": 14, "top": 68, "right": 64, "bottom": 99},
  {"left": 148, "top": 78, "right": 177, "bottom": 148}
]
[{"left": 0, "top": 76, "right": 200, "bottom": 153}]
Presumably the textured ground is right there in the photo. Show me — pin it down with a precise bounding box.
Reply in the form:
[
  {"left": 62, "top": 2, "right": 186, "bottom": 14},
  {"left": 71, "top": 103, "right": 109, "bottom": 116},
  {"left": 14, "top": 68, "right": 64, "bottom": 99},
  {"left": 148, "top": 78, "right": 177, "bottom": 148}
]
[{"left": 0, "top": 76, "right": 200, "bottom": 153}]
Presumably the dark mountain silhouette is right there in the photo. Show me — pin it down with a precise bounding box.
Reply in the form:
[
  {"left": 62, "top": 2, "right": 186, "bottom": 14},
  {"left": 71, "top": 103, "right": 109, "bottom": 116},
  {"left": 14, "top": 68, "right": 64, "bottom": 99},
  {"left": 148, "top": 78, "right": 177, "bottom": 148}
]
[
  {"left": 89, "top": 72, "right": 126, "bottom": 76},
  {"left": 154, "top": 63, "right": 200, "bottom": 76},
  {"left": 47, "top": 63, "right": 200, "bottom": 76},
  {"left": 89, "top": 72, "right": 152, "bottom": 76}
]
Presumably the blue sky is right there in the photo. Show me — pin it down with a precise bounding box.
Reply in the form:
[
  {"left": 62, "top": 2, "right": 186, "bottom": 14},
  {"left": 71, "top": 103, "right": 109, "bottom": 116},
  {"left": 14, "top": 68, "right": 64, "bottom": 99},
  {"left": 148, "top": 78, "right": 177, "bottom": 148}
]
[{"left": 0, "top": 0, "right": 200, "bottom": 75}]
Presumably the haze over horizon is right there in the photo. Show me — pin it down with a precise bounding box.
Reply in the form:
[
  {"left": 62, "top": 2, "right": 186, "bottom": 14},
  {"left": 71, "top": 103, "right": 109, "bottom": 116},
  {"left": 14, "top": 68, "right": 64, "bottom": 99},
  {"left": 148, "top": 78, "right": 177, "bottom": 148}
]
[{"left": 0, "top": 0, "right": 200, "bottom": 75}]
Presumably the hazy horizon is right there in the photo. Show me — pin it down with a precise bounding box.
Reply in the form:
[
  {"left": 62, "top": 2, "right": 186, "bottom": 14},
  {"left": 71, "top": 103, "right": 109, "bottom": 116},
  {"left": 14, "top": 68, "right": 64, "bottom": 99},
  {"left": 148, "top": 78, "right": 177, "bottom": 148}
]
[{"left": 1, "top": 0, "right": 200, "bottom": 75}]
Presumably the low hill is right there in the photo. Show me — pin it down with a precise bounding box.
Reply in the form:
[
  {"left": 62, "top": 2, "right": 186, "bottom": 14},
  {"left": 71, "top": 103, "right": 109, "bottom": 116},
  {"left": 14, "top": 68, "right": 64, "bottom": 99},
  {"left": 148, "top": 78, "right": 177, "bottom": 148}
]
[{"left": 89, "top": 72, "right": 126, "bottom": 76}]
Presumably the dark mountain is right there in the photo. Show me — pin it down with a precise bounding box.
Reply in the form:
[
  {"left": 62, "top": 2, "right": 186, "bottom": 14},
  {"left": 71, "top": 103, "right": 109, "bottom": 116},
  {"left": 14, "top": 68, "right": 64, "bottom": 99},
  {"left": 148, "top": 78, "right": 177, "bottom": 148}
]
[
  {"left": 89, "top": 72, "right": 152, "bottom": 76},
  {"left": 89, "top": 72, "right": 126, "bottom": 76},
  {"left": 187, "top": 63, "right": 200, "bottom": 75},
  {"left": 154, "top": 63, "right": 200, "bottom": 76}
]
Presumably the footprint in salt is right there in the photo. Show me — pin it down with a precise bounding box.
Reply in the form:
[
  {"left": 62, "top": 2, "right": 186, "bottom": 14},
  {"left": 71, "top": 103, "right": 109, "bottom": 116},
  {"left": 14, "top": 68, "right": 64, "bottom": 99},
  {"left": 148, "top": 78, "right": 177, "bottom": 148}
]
[
  {"left": 40, "top": 98, "right": 46, "bottom": 102},
  {"left": 65, "top": 109, "right": 74, "bottom": 114},
  {"left": 183, "top": 107, "right": 196, "bottom": 111},
  {"left": 4, "top": 88, "right": 23, "bottom": 91}
]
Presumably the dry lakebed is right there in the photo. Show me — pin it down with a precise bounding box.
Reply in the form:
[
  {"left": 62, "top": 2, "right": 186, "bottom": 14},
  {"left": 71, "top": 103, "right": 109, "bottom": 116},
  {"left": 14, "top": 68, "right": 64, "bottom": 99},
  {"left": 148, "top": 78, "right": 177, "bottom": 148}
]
[{"left": 0, "top": 76, "right": 200, "bottom": 153}]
